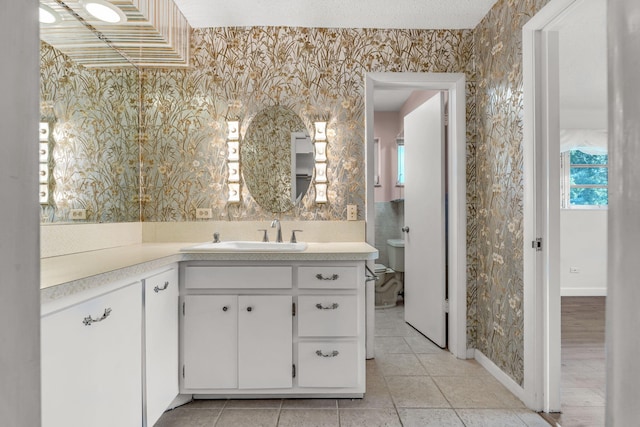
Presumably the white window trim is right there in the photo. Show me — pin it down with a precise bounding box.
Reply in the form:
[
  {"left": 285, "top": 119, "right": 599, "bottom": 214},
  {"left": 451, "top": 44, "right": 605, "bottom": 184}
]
[{"left": 560, "top": 150, "right": 608, "bottom": 209}]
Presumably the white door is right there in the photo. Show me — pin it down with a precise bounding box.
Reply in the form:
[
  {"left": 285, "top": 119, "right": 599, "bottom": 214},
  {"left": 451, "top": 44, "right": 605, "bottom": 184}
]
[
  {"left": 144, "top": 268, "right": 179, "bottom": 426},
  {"left": 403, "top": 92, "right": 447, "bottom": 348},
  {"left": 182, "top": 295, "right": 238, "bottom": 389},
  {"left": 238, "top": 295, "right": 292, "bottom": 389}
]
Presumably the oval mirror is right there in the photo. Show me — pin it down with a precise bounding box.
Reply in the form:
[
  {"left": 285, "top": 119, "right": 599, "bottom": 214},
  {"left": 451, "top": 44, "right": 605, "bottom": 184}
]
[{"left": 242, "top": 106, "right": 313, "bottom": 213}]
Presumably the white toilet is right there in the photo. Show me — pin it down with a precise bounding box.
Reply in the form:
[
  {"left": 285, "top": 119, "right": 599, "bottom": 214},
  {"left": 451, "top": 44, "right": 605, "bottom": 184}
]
[{"left": 374, "top": 239, "right": 405, "bottom": 308}]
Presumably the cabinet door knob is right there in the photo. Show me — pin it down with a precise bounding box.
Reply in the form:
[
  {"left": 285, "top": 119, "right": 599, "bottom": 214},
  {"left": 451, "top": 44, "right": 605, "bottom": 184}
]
[
  {"left": 246, "top": 306, "right": 253, "bottom": 312},
  {"left": 222, "top": 306, "right": 229, "bottom": 312}
]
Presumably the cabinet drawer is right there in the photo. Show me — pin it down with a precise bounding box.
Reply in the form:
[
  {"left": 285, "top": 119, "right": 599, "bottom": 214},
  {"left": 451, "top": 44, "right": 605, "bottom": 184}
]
[
  {"left": 185, "top": 266, "right": 292, "bottom": 289},
  {"left": 298, "top": 295, "right": 357, "bottom": 337},
  {"left": 297, "top": 341, "right": 359, "bottom": 388},
  {"left": 297, "top": 266, "right": 358, "bottom": 289}
]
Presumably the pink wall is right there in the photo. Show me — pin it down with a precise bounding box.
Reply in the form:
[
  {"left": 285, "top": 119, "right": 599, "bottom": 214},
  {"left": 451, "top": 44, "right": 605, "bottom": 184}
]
[
  {"left": 374, "top": 91, "right": 439, "bottom": 203},
  {"left": 399, "top": 91, "right": 440, "bottom": 125},
  {"left": 373, "top": 111, "right": 401, "bottom": 202}
]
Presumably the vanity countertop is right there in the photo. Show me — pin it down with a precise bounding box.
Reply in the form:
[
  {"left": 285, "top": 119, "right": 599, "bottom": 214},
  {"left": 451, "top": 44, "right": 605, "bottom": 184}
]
[{"left": 41, "top": 242, "right": 378, "bottom": 304}]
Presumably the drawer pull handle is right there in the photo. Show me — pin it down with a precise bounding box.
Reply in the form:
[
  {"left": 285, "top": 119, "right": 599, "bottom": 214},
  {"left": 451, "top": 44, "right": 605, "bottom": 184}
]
[
  {"left": 315, "top": 274, "right": 339, "bottom": 281},
  {"left": 316, "top": 350, "right": 339, "bottom": 358},
  {"left": 222, "top": 306, "right": 229, "bottom": 312},
  {"left": 82, "top": 308, "right": 112, "bottom": 326},
  {"left": 153, "top": 281, "right": 170, "bottom": 293},
  {"left": 315, "top": 303, "right": 339, "bottom": 310}
]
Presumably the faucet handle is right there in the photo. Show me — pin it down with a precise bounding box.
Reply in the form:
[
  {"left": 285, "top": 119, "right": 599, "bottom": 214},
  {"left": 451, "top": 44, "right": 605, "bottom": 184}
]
[
  {"left": 213, "top": 232, "right": 220, "bottom": 243},
  {"left": 290, "top": 230, "right": 303, "bottom": 243},
  {"left": 258, "top": 229, "right": 269, "bottom": 242}
]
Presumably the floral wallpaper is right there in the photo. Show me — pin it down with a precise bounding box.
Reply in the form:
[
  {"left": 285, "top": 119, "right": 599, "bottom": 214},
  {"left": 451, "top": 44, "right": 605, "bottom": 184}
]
[
  {"left": 40, "top": 0, "right": 562, "bottom": 387},
  {"left": 39, "top": 42, "right": 140, "bottom": 223},
  {"left": 140, "top": 27, "right": 474, "bottom": 222},
  {"left": 473, "top": 0, "right": 550, "bottom": 385}
]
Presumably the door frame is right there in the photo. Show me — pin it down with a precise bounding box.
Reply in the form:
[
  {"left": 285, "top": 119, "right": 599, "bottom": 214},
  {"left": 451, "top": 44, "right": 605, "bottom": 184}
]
[
  {"left": 523, "top": 0, "right": 582, "bottom": 412},
  {"left": 364, "top": 72, "right": 468, "bottom": 360}
]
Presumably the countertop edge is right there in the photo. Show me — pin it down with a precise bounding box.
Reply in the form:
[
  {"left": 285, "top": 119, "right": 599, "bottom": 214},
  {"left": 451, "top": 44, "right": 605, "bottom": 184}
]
[{"left": 41, "top": 242, "right": 379, "bottom": 305}]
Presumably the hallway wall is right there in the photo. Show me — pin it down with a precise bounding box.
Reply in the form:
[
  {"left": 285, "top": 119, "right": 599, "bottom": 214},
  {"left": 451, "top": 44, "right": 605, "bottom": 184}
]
[{"left": 473, "top": 0, "right": 551, "bottom": 386}]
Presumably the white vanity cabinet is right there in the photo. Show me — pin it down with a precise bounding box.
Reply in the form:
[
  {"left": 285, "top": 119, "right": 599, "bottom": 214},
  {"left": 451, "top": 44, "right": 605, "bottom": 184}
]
[
  {"left": 182, "top": 294, "right": 293, "bottom": 390},
  {"left": 180, "top": 260, "right": 365, "bottom": 398},
  {"left": 41, "top": 264, "right": 180, "bottom": 427},
  {"left": 41, "top": 281, "right": 143, "bottom": 427},
  {"left": 143, "top": 267, "right": 179, "bottom": 427},
  {"left": 296, "top": 264, "right": 362, "bottom": 389}
]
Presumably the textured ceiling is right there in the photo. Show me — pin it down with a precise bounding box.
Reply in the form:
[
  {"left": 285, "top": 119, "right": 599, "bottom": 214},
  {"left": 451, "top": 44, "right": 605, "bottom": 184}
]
[{"left": 172, "top": 0, "right": 499, "bottom": 29}]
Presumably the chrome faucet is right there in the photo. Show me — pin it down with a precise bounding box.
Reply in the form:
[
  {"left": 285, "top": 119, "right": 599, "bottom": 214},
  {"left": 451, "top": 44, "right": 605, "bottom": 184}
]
[{"left": 271, "top": 219, "right": 283, "bottom": 243}]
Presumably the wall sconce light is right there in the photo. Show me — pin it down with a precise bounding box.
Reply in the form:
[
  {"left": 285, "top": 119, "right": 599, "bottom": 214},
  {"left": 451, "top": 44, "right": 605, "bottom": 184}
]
[
  {"left": 227, "top": 162, "right": 240, "bottom": 182},
  {"left": 228, "top": 183, "right": 241, "bottom": 203},
  {"left": 313, "top": 121, "right": 329, "bottom": 204},
  {"left": 314, "top": 162, "right": 327, "bottom": 183},
  {"left": 227, "top": 141, "right": 239, "bottom": 161},
  {"left": 227, "top": 120, "right": 240, "bottom": 141},
  {"left": 226, "top": 120, "right": 241, "bottom": 203},
  {"left": 39, "top": 122, "right": 51, "bottom": 204},
  {"left": 314, "top": 141, "right": 327, "bottom": 163},
  {"left": 314, "top": 121, "right": 327, "bottom": 142},
  {"left": 314, "top": 183, "right": 328, "bottom": 204}
]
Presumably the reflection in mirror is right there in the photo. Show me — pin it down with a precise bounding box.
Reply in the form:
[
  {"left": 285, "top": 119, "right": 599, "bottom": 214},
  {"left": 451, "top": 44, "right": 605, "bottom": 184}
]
[
  {"left": 39, "top": 1, "right": 140, "bottom": 223},
  {"left": 242, "top": 106, "right": 312, "bottom": 213}
]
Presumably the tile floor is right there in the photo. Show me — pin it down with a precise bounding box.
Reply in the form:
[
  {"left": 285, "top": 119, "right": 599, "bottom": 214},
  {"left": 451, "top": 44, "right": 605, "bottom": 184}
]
[{"left": 155, "top": 302, "right": 551, "bottom": 426}]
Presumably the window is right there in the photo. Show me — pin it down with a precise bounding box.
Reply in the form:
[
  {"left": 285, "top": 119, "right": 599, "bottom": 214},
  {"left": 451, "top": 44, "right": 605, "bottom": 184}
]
[
  {"left": 561, "top": 149, "right": 608, "bottom": 208},
  {"left": 396, "top": 138, "right": 404, "bottom": 186}
]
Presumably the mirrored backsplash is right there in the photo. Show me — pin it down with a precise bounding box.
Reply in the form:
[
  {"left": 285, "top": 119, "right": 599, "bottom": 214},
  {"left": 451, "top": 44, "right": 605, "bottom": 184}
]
[
  {"left": 40, "top": 26, "right": 474, "bottom": 223},
  {"left": 40, "top": 42, "right": 140, "bottom": 223}
]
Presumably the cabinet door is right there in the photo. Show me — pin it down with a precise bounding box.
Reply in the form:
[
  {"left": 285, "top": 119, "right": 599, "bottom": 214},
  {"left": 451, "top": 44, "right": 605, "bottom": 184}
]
[
  {"left": 144, "top": 268, "right": 179, "bottom": 426},
  {"left": 238, "top": 295, "right": 292, "bottom": 389},
  {"left": 42, "top": 282, "right": 142, "bottom": 427},
  {"left": 183, "top": 295, "right": 238, "bottom": 389}
]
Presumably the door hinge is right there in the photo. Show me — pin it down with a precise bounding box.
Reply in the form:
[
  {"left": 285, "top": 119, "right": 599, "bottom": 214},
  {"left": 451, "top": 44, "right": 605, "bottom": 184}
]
[
  {"left": 292, "top": 302, "right": 296, "bottom": 316},
  {"left": 182, "top": 301, "right": 186, "bottom": 316},
  {"left": 292, "top": 364, "right": 296, "bottom": 378},
  {"left": 444, "top": 299, "right": 450, "bottom": 313},
  {"left": 532, "top": 238, "right": 542, "bottom": 251}
]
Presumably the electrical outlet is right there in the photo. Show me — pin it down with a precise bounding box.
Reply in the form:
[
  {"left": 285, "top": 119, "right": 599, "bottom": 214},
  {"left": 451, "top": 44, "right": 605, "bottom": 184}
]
[
  {"left": 347, "top": 204, "right": 357, "bottom": 221},
  {"left": 196, "top": 208, "right": 213, "bottom": 219},
  {"left": 70, "top": 209, "right": 86, "bottom": 220},
  {"left": 570, "top": 267, "right": 580, "bottom": 274}
]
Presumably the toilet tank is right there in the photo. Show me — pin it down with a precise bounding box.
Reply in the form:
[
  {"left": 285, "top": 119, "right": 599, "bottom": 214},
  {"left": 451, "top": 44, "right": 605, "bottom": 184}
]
[{"left": 386, "top": 239, "right": 405, "bottom": 272}]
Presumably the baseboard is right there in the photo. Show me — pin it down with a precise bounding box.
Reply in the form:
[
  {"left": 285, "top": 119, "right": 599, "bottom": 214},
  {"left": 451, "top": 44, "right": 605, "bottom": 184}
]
[
  {"left": 167, "top": 394, "right": 193, "bottom": 410},
  {"left": 466, "top": 348, "right": 476, "bottom": 359},
  {"left": 560, "top": 287, "right": 607, "bottom": 296},
  {"left": 474, "top": 349, "right": 528, "bottom": 406}
]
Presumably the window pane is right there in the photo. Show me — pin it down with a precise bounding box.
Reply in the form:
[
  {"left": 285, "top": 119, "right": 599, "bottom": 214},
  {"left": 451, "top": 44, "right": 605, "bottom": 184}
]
[
  {"left": 570, "top": 187, "right": 608, "bottom": 206},
  {"left": 570, "top": 167, "right": 608, "bottom": 185},
  {"left": 397, "top": 144, "right": 405, "bottom": 185},
  {"left": 570, "top": 150, "right": 608, "bottom": 165}
]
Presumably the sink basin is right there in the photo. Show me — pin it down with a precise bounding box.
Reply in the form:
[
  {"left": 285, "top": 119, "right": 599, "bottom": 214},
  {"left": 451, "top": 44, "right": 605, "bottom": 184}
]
[{"left": 181, "top": 241, "right": 308, "bottom": 252}]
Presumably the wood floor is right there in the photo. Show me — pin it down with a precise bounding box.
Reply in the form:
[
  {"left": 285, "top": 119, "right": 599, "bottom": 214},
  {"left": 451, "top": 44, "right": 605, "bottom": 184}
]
[{"left": 548, "top": 296, "right": 606, "bottom": 427}]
